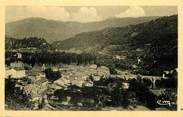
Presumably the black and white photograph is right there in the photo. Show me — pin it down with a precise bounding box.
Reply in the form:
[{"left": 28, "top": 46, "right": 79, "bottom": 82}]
[{"left": 5, "top": 6, "right": 178, "bottom": 111}]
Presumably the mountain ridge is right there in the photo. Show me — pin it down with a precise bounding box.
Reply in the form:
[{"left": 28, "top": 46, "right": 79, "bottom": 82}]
[
  {"left": 6, "top": 16, "right": 159, "bottom": 43},
  {"left": 52, "top": 15, "right": 177, "bottom": 51}
]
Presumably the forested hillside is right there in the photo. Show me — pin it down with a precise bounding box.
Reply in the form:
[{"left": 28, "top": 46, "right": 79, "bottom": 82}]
[
  {"left": 5, "top": 37, "right": 51, "bottom": 50},
  {"left": 53, "top": 15, "right": 177, "bottom": 75}
]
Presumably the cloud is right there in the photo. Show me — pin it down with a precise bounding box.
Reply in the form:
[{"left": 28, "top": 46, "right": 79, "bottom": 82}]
[
  {"left": 26, "top": 6, "right": 70, "bottom": 21},
  {"left": 71, "top": 7, "right": 102, "bottom": 22},
  {"left": 6, "top": 6, "right": 71, "bottom": 22},
  {"left": 6, "top": 6, "right": 102, "bottom": 23},
  {"left": 115, "top": 6, "right": 146, "bottom": 18}
]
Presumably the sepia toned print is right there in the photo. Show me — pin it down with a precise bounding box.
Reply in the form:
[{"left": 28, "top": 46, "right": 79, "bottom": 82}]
[{"left": 5, "top": 6, "right": 177, "bottom": 111}]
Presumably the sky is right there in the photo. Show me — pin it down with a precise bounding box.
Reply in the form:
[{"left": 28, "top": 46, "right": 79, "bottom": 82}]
[{"left": 6, "top": 6, "right": 177, "bottom": 23}]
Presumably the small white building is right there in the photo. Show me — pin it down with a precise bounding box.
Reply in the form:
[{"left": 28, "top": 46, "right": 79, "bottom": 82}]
[
  {"left": 6, "top": 68, "right": 26, "bottom": 79},
  {"left": 36, "top": 72, "right": 46, "bottom": 80},
  {"left": 114, "top": 55, "right": 126, "bottom": 60},
  {"left": 17, "top": 53, "right": 22, "bottom": 59},
  {"left": 10, "top": 61, "right": 24, "bottom": 69},
  {"left": 122, "top": 82, "right": 130, "bottom": 90},
  {"left": 89, "top": 64, "right": 97, "bottom": 69}
]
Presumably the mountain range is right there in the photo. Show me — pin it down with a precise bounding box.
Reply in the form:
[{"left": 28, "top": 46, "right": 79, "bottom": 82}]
[
  {"left": 53, "top": 15, "right": 177, "bottom": 51},
  {"left": 6, "top": 16, "right": 158, "bottom": 43}
]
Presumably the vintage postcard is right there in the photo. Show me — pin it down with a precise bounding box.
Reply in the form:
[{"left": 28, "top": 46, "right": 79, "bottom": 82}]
[{"left": 0, "top": 0, "right": 183, "bottom": 117}]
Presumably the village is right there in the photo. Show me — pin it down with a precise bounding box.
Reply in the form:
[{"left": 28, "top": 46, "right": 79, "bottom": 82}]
[{"left": 5, "top": 52, "right": 177, "bottom": 110}]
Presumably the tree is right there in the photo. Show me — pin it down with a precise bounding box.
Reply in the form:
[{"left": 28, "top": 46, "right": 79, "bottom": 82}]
[{"left": 43, "top": 68, "right": 62, "bottom": 82}]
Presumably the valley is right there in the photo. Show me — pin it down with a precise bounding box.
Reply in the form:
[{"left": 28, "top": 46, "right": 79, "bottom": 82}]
[{"left": 5, "top": 14, "right": 177, "bottom": 111}]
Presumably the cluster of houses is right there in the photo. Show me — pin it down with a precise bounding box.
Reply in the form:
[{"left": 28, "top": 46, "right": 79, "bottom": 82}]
[
  {"left": 51, "top": 64, "right": 110, "bottom": 89},
  {"left": 5, "top": 53, "right": 111, "bottom": 109}
]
